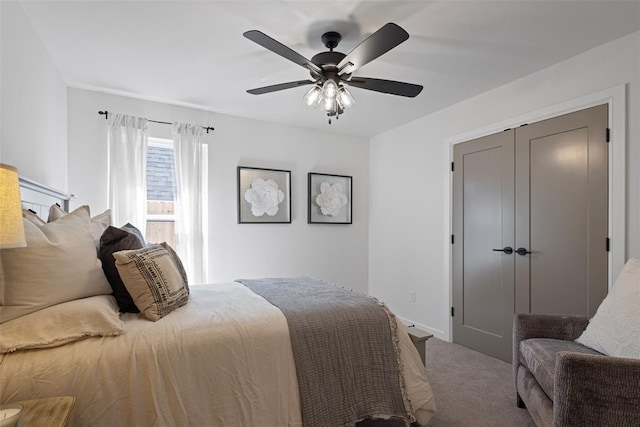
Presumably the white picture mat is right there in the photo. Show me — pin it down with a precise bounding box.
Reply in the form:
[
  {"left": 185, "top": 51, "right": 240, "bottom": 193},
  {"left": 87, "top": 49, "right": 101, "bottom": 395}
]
[
  {"left": 308, "top": 173, "right": 352, "bottom": 224},
  {"left": 238, "top": 167, "right": 291, "bottom": 223}
]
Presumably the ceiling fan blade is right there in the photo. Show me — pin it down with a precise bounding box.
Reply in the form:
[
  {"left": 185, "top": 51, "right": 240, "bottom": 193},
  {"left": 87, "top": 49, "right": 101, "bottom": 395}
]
[
  {"left": 243, "top": 30, "right": 322, "bottom": 76},
  {"left": 346, "top": 77, "right": 423, "bottom": 97},
  {"left": 247, "top": 80, "right": 316, "bottom": 95},
  {"left": 337, "top": 23, "right": 409, "bottom": 75}
]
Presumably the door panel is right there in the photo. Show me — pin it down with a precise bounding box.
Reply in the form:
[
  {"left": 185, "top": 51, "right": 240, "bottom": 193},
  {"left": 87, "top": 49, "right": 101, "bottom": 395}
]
[
  {"left": 530, "top": 129, "right": 589, "bottom": 315},
  {"left": 463, "top": 148, "right": 506, "bottom": 335},
  {"left": 515, "top": 105, "right": 608, "bottom": 317},
  {"left": 453, "top": 131, "right": 514, "bottom": 362}
]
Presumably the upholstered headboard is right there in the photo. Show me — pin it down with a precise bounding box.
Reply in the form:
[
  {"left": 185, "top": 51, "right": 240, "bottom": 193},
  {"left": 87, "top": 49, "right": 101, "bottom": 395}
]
[{"left": 20, "top": 176, "right": 71, "bottom": 220}]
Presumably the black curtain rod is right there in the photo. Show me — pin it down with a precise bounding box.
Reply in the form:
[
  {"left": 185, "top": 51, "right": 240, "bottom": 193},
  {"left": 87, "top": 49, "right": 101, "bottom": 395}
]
[{"left": 98, "top": 110, "right": 214, "bottom": 134}]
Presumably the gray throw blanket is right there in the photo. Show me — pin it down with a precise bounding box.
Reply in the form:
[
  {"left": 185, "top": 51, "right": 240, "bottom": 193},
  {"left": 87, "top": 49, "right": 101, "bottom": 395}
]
[{"left": 237, "top": 277, "right": 411, "bottom": 427}]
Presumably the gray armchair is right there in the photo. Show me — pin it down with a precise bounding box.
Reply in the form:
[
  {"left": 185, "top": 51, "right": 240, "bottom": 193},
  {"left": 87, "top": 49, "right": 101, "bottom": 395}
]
[{"left": 513, "top": 313, "right": 640, "bottom": 426}]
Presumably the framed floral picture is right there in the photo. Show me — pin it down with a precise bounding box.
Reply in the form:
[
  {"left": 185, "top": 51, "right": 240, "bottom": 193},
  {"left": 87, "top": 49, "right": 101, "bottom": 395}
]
[
  {"left": 308, "top": 172, "right": 352, "bottom": 224},
  {"left": 238, "top": 166, "right": 291, "bottom": 224}
]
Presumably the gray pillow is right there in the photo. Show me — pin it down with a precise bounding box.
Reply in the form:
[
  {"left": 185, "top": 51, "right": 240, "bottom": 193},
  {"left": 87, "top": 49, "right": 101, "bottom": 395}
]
[{"left": 99, "top": 224, "right": 145, "bottom": 313}]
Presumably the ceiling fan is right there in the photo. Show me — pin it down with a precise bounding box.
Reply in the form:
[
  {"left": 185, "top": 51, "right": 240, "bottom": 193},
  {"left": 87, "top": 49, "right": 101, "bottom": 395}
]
[{"left": 243, "top": 23, "right": 423, "bottom": 124}]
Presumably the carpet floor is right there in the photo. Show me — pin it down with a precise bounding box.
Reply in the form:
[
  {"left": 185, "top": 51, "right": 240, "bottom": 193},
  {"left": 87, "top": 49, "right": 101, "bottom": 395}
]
[{"left": 423, "top": 338, "right": 536, "bottom": 426}]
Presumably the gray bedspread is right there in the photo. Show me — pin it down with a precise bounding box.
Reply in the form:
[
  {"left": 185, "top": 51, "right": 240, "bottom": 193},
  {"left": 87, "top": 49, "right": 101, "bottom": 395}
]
[{"left": 238, "top": 277, "right": 410, "bottom": 427}]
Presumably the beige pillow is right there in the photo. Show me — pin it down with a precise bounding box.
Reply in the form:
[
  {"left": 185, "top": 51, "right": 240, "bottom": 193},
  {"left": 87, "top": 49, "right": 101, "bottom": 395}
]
[
  {"left": 22, "top": 209, "right": 46, "bottom": 227},
  {"left": 0, "top": 295, "right": 123, "bottom": 353},
  {"left": 0, "top": 206, "right": 112, "bottom": 323},
  {"left": 48, "top": 204, "right": 112, "bottom": 245},
  {"left": 47, "top": 203, "right": 68, "bottom": 222},
  {"left": 576, "top": 258, "right": 640, "bottom": 358},
  {"left": 114, "top": 243, "right": 189, "bottom": 321}
]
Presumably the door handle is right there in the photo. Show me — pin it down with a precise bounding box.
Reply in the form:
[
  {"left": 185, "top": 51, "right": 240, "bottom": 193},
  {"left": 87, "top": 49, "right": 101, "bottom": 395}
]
[
  {"left": 515, "top": 247, "right": 532, "bottom": 256},
  {"left": 492, "top": 246, "right": 513, "bottom": 254}
]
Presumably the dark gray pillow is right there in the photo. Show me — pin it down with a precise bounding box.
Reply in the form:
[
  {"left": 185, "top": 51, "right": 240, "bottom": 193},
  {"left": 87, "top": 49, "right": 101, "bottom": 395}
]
[{"left": 99, "top": 224, "right": 145, "bottom": 312}]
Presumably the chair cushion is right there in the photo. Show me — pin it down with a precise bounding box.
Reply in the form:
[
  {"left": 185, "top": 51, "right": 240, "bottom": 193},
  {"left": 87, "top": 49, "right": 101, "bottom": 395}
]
[{"left": 520, "top": 338, "right": 602, "bottom": 399}]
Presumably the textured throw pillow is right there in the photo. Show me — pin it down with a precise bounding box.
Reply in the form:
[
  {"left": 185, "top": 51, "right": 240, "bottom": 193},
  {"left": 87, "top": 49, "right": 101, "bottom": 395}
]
[
  {"left": 0, "top": 206, "right": 113, "bottom": 323},
  {"left": 48, "top": 204, "right": 112, "bottom": 247},
  {"left": 576, "top": 258, "right": 640, "bottom": 358},
  {"left": 0, "top": 295, "right": 123, "bottom": 353},
  {"left": 99, "top": 224, "right": 146, "bottom": 313},
  {"left": 114, "top": 243, "right": 189, "bottom": 321}
]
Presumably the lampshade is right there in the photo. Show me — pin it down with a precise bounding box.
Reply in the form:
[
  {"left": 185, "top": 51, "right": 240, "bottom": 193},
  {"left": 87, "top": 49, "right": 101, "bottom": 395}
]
[{"left": 0, "top": 164, "right": 26, "bottom": 249}]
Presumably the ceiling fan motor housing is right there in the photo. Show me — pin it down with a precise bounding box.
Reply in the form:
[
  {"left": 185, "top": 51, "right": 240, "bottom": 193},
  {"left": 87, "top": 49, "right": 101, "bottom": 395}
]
[{"left": 310, "top": 51, "right": 347, "bottom": 80}]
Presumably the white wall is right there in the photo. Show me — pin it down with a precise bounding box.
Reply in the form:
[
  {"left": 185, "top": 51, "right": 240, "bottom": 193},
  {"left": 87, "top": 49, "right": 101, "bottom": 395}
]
[
  {"left": 67, "top": 88, "right": 370, "bottom": 292},
  {"left": 369, "top": 32, "right": 640, "bottom": 339},
  {"left": 0, "top": 2, "right": 68, "bottom": 190}
]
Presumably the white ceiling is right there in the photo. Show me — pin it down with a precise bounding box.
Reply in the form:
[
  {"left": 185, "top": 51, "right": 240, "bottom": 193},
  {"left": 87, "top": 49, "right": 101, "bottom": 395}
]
[{"left": 20, "top": 1, "right": 640, "bottom": 138}]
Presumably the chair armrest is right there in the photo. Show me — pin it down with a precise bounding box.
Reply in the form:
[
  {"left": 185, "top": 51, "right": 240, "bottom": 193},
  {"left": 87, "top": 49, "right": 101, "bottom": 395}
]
[
  {"left": 513, "top": 313, "right": 590, "bottom": 389},
  {"left": 554, "top": 352, "right": 640, "bottom": 426}
]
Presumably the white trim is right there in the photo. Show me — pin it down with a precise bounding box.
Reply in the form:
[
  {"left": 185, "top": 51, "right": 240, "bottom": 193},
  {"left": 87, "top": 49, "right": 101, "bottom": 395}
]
[{"left": 447, "top": 85, "right": 626, "bottom": 319}]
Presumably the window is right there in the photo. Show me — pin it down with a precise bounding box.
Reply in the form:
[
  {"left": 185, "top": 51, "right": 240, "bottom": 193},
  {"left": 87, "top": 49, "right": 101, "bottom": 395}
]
[{"left": 146, "top": 138, "right": 176, "bottom": 247}]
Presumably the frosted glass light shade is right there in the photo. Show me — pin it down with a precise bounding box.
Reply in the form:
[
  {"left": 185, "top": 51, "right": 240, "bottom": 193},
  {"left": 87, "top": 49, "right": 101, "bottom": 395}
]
[
  {"left": 0, "top": 164, "right": 26, "bottom": 249},
  {"left": 303, "top": 85, "right": 322, "bottom": 107},
  {"left": 322, "top": 79, "right": 338, "bottom": 99},
  {"left": 323, "top": 96, "right": 337, "bottom": 114},
  {"left": 337, "top": 86, "right": 355, "bottom": 109}
]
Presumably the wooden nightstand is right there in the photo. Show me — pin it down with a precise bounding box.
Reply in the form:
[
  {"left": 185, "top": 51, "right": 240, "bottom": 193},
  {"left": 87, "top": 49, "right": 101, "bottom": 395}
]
[
  {"left": 12, "top": 396, "right": 75, "bottom": 427},
  {"left": 407, "top": 326, "right": 433, "bottom": 365}
]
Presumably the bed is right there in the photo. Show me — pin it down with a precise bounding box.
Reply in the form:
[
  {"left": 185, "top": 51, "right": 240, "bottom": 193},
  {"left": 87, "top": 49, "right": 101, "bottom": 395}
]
[{"left": 0, "top": 178, "right": 435, "bottom": 426}]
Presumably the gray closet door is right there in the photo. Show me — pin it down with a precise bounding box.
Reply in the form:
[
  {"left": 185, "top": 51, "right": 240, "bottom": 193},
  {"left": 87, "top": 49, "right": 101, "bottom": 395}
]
[
  {"left": 452, "top": 130, "right": 515, "bottom": 362},
  {"left": 452, "top": 104, "right": 608, "bottom": 363},
  {"left": 515, "top": 104, "right": 608, "bottom": 317}
]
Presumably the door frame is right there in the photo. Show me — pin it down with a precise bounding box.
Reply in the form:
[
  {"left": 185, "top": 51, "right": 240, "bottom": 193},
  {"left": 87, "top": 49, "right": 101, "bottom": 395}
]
[{"left": 447, "top": 84, "right": 626, "bottom": 341}]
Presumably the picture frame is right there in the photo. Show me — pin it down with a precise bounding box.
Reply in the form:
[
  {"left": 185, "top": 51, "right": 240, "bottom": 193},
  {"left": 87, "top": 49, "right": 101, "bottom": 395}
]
[
  {"left": 238, "top": 166, "right": 291, "bottom": 224},
  {"left": 308, "top": 172, "right": 352, "bottom": 224}
]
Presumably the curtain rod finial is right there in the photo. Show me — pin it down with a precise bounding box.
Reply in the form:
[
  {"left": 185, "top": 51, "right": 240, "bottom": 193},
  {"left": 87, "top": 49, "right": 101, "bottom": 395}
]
[{"left": 98, "top": 110, "right": 108, "bottom": 120}]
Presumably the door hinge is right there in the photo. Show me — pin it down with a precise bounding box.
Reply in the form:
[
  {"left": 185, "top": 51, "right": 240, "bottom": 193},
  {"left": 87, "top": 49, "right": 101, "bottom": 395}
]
[
  {"left": 606, "top": 128, "right": 610, "bottom": 143},
  {"left": 451, "top": 162, "right": 455, "bottom": 172},
  {"left": 606, "top": 237, "right": 610, "bottom": 252},
  {"left": 451, "top": 307, "right": 455, "bottom": 317},
  {"left": 451, "top": 234, "right": 455, "bottom": 244}
]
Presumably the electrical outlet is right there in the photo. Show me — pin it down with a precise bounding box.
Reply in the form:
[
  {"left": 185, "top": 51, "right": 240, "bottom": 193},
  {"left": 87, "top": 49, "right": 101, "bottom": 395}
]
[{"left": 410, "top": 291, "right": 416, "bottom": 303}]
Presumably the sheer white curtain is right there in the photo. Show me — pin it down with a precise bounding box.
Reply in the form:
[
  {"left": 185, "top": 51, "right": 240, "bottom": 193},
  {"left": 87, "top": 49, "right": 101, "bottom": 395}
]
[
  {"left": 107, "top": 114, "right": 149, "bottom": 233},
  {"left": 172, "top": 122, "right": 208, "bottom": 284}
]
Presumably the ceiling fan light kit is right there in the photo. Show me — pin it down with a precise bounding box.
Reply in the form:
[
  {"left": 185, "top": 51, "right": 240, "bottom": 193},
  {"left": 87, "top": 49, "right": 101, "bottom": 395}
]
[
  {"left": 244, "top": 22, "right": 423, "bottom": 124},
  {"left": 302, "top": 79, "right": 353, "bottom": 123}
]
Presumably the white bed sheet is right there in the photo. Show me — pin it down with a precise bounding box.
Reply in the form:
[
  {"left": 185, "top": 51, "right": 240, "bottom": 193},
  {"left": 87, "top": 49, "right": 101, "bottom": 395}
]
[{"left": 0, "top": 282, "right": 434, "bottom": 426}]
